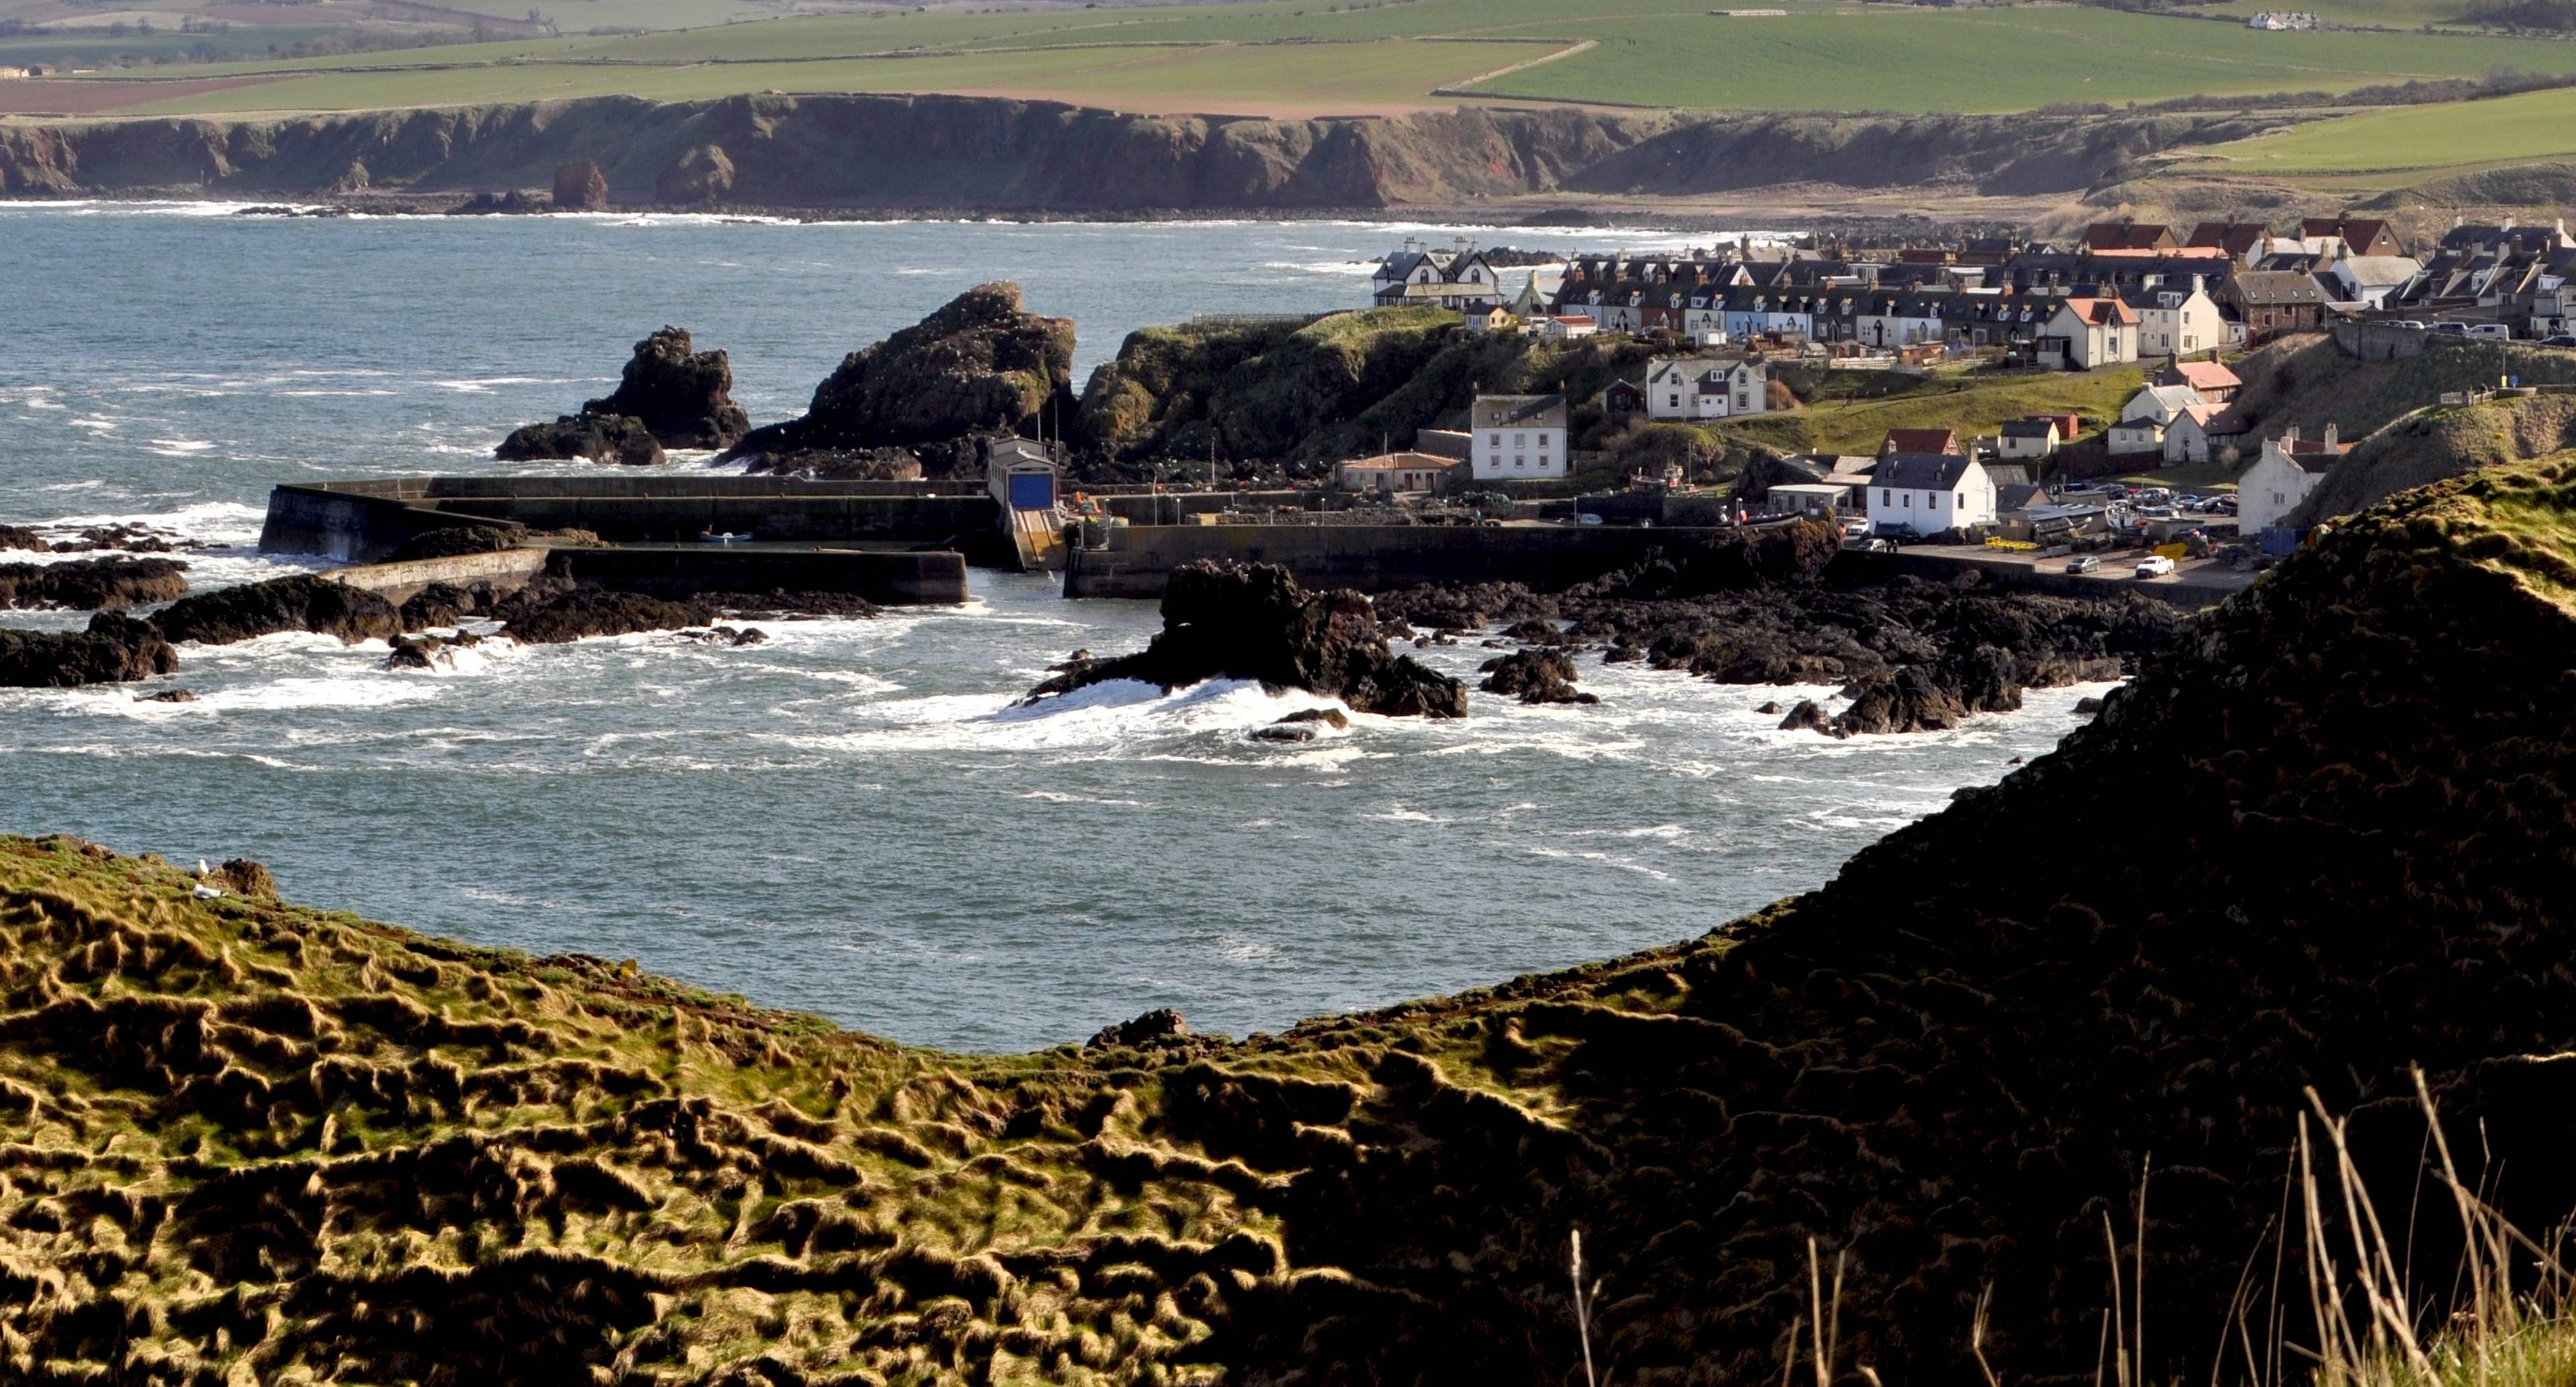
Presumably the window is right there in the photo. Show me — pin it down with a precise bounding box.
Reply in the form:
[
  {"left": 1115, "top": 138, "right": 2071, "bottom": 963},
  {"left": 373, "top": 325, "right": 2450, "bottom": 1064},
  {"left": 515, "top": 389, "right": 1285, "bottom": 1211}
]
[
  {"left": 1669, "top": 394, "right": 1681, "bottom": 408},
  {"left": 1904, "top": 494, "right": 1913, "bottom": 508},
  {"left": 1955, "top": 493, "right": 1965, "bottom": 508},
  {"left": 1882, "top": 489, "right": 1892, "bottom": 506},
  {"left": 1514, "top": 433, "right": 1525, "bottom": 446},
  {"left": 1491, "top": 433, "right": 1502, "bottom": 446},
  {"left": 1515, "top": 457, "right": 1525, "bottom": 468}
]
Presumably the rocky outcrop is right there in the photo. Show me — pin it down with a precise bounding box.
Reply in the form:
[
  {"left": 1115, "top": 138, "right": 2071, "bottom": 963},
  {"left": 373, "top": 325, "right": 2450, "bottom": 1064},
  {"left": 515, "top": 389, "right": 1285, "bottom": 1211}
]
[
  {"left": 0, "top": 526, "right": 43, "bottom": 552},
  {"left": 488, "top": 585, "right": 719, "bottom": 644},
  {"left": 655, "top": 142, "right": 734, "bottom": 203},
  {"left": 584, "top": 326, "right": 751, "bottom": 451},
  {"left": 382, "top": 524, "right": 527, "bottom": 563},
  {"left": 152, "top": 575, "right": 400, "bottom": 646},
  {"left": 551, "top": 158, "right": 608, "bottom": 210},
  {"left": 494, "top": 411, "right": 664, "bottom": 466},
  {"left": 1477, "top": 647, "right": 1597, "bottom": 705},
  {"left": 0, "top": 612, "right": 178, "bottom": 686},
  {"left": 1023, "top": 561, "right": 1466, "bottom": 717},
  {"left": 724, "top": 284, "right": 1075, "bottom": 472},
  {"left": 0, "top": 557, "right": 189, "bottom": 610}
]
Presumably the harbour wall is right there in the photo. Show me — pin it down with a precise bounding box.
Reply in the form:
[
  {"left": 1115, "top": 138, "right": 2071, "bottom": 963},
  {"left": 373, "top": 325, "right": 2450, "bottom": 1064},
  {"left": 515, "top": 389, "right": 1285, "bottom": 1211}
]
[
  {"left": 553, "top": 545, "right": 969, "bottom": 606},
  {"left": 1062, "top": 523, "right": 1801, "bottom": 599},
  {"left": 1829, "top": 546, "right": 2245, "bottom": 608}
]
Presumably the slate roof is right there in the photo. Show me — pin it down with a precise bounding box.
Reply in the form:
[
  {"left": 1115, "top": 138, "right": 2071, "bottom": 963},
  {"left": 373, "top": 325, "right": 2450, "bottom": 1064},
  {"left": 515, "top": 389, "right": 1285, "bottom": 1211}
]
[
  {"left": 2187, "top": 221, "right": 2269, "bottom": 258},
  {"left": 1999, "top": 420, "right": 2060, "bottom": 440},
  {"left": 1476, "top": 394, "right": 1568, "bottom": 429},
  {"left": 1876, "top": 453, "right": 1978, "bottom": 490},
  {"left": 2229, "top": 270, "right": 2328, "bottom": 305}
]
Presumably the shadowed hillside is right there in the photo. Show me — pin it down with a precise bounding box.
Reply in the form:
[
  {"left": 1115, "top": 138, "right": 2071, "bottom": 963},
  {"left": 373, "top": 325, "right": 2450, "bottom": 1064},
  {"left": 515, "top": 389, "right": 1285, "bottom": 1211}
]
[{"left": 7, "top": 457, "right": 2576, "bottom": 1382}]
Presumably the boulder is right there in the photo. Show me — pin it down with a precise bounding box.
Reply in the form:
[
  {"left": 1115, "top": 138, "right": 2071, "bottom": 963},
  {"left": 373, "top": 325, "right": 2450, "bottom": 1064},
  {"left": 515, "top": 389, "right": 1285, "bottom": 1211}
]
[
  {"left": 489, "top": 587, "right": 719, "bottom": 644},
  {"left": 581, "top": 327, "right": 751, "bottom": 451},
  {"left": 0, "top": 526, "right": 42, "bottom": 552},
  {"left": 1021, "top": 562, "right": 1466, "bottom": 718},
  {"left": 0, "top": 612, "right": 179, "bottom": 687},
  {"left": 135, "top": 688, "right": 199, "bottom": 703},
  {"left": 494, "top": 412, "right": 663, "bottom": 466},
  {"left": 1477, "top": 647, "right": 1597, "bottom": 705},
  {"left": 208, "top": 858, "right": 277, "bottom": 899},
  {"left": 1088, "top": 1008, "right": 1189, "bottom": 1050},
  {"left": 0, "top": 557, "right": 189, "bottom": 610},
  {"left": 384, "top": 524, "right": 525, "bottom": 563},
  {"left": 722, "top": 283, "right": 1076, "bottom": 471},
  {"left": 153, "top": 576, "right": 400, "bottom": 647},
  {"left": 551, "top": 158, "right": 609, "bottom": 211},
  {"left": 1251, "top": 708, "right": 1348, "bottom": 742},
  {"left": 1776, "top": 698, "right": 1831, "bottom": 734}
]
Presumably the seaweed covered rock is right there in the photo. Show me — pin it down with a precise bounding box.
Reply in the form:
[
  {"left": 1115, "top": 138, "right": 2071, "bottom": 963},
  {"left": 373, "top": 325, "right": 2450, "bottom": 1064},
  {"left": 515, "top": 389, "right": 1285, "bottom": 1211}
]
[
  {"left": 1023, "top": 561, "right": 1466, "bottom": 718},
  {"left": 383, "top": 523, "right": 525, "bottom": 563},
  {"left": 724, "top": 283, "right": 1075, "bottom": 471},
  {"left": 0, "top": 612, "right": 178, "bottom": 686},
  {"left": 495, "top": 411, "right": 664, "bottom": 466},
  {"left": 0, "top": 556, "right": 189, "bottom": 610},
  {"left": 488, "top": 586, "right": 719, "bottom": 644},
  {"left": 0, "top": 524, "right": 43, "bottom": 552},
  {"left": 152, "top": 575, "right": 400, "bottom": 646}
]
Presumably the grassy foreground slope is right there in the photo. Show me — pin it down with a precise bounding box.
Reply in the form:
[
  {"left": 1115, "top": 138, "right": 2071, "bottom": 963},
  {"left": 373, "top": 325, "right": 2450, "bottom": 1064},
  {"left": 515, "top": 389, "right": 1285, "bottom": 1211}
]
[{"left": 11, "top": 457, "right": 2576, "bottom": 1382}]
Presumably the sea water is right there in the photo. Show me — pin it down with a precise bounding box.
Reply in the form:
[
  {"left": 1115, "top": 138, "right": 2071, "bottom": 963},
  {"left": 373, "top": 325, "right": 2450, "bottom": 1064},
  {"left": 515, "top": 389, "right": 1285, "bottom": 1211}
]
[{"left": 0, "top": 205, "right": 2104, "bottom": 1050}]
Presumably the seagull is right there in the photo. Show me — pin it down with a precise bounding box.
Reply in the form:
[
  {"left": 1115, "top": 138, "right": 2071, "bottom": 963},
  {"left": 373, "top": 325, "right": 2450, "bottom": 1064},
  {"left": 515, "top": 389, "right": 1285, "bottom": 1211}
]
[
  {"left": 197, "top": 858, "right": 210, "bottom": 877},
  {"left": 192, "top": 884, "right": 222, "bottom": 900}
]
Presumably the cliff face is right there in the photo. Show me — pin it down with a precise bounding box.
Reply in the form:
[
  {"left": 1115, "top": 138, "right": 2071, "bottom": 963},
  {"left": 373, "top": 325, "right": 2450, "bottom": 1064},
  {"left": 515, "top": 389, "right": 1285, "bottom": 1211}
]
[
  {"left": 0, "top": 92, "right": 2300, "bottom": 209},
  {"left": 9, "top": 456, "right": 2576, "bottom": 1384}
]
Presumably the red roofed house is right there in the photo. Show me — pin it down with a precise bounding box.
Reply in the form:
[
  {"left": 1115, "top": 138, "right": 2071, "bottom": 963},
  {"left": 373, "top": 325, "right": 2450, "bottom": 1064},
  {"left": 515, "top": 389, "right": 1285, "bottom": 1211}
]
[
  {"left": 2081, "top": 221, "right": 2178, "bottom": 254},
  {"left": 1879, "top": 427, "right": 1961, "bottom": 457},
  {"left": 2298, "top": 217, "right": 2404, "bottom": 258},
  {"left": 2155, "top": 358, "right": 2243, "bottom": 402},
  {"left": 2044, "top": 297, "right": 2140, "bottom": 369},
  {"left": 2187, "top": 219, "right": 2271, "bottom": 267}
]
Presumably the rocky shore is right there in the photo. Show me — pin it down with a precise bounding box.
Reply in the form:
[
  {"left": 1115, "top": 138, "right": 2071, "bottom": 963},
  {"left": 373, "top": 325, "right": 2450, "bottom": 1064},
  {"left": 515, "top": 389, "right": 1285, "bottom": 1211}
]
[
  {"left": 496, "top": 325, "right": 751, "bottom": 465},
  {"left": 5, "top": 455, "right": 2575, "bottom": 1382},
  {"left": 0, "top": 556, "right": 189, "bottom": 610},
  {"left": 1022, "top": 561, "right": 1466, "bottom": 718}
]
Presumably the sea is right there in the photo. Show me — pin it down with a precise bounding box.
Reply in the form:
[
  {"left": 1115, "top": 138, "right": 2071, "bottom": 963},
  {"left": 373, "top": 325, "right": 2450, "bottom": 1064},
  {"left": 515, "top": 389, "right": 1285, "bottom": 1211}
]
[{"left": 0, "top": 204, "right": 2111, "bottom": 1051}]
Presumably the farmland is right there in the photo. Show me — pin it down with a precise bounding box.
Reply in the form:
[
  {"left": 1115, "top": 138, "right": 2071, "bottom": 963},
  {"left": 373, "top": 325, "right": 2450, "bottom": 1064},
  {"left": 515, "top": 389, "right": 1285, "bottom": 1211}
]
[
  {"left": 2190, "top": 82, "right": 2576, "bottom": 176},
  {"left": 21, "top": 0, "right": 2576, "bottom": 120}
]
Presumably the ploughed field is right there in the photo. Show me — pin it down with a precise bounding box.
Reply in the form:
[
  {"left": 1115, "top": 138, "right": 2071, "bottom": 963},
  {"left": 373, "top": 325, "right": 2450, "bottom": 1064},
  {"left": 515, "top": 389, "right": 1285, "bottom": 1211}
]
[{"left": 8, "top": 454, "right": 2576, "bottom": 1383}]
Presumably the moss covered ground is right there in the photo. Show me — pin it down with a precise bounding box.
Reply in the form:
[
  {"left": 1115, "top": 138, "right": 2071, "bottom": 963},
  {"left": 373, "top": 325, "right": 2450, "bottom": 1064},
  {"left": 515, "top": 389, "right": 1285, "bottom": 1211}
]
[{"left": 9, "top": 456, "right": 2576, "bottom": 1383}]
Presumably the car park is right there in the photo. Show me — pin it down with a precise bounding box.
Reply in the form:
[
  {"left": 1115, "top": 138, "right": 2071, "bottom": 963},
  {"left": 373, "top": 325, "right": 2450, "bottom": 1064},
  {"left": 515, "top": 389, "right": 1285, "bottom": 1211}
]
[{"left": 2136, "top": 555, "right": 2177, "bottom": 578}]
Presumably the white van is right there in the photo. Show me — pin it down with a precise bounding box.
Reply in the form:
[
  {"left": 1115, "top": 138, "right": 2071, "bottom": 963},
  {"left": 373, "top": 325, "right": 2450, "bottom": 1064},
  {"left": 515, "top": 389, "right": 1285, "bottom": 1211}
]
[{"left": 2464, "top": 323, "right": 2512, "bottom": 341}]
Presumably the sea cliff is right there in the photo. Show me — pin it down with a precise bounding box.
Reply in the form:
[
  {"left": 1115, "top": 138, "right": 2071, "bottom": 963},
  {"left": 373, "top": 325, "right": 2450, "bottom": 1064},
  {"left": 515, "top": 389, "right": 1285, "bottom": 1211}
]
[
  {"left": 7, "top": 453, "right": 2576, "bottom": 1382},
  {"left": 0, "top": 93, "right": 2304, "bottom": 211}
]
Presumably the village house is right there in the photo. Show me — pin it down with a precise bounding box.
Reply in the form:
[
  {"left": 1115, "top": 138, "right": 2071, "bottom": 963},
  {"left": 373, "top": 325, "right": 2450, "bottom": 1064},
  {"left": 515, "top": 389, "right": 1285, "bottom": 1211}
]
[
  {"left": 1536, "top": 315, "right": 1598, "bottom": 341},
  {"left": 1643, "top": 357, "right": 1771, "bottom": 421},
  {"left": 1464, "top": 305, "right": 1519, "bottom": 335},
  {"left": 2043, "top": 297, "right": 2141, "bottom": 368},
  {"left": 1764, "top": 482, "right": 1850, "bottom": 519},
  {"left": 1868, "top": 453, "right": 1998, "bottom": 536},
  {"left": 1880, "top": 428, "right": 1960, "bottom": 458},
  {"left": 1336, "top": 451, "right": 1460, "bottom": 495},
  {"left": 2123, "top": 276, "right": 2220, "bottom": 358},
  {"left": 2298, "top": 217, "right": 2405, "bottom": 259},
  {"left": 1470, "top": 394, "right": 1569, "bottom": 481},
  {"left": 2154, "top": 359, "right": 2241, "bottom": 402},
  {"left": 2108, "top": 416, "right": 2168, "bottom": 456},
  {"left": 2219, "top": 270, "right": 2329, "bottom": 337},
  {"left": 2318, "top": 246, "right": 2424, "bottom": 310},
  {"left": 2187, "top": 219, "right": 2273, "bottom": 268},
  {"left": 2164, "top": 402, "right": 2251, "bottom": 465},
  {"left": 1996, "top": 418, "right": 2063, "bottom": 461},
  {"left": 1600, "top": 378, "right": 1646, "bottom": 415},
  {"left": 2081, "top": 222, "right": 2179, "bottom": 254},
  {"left": 1371, "top": 237, "right": 1506, "bottom": 310},
  {"left": 2123, "top": 383, "right": 2208, "bottom": 427},
  {"left": 2237, "top": 425, "right": 2347, "bottom": 531}
]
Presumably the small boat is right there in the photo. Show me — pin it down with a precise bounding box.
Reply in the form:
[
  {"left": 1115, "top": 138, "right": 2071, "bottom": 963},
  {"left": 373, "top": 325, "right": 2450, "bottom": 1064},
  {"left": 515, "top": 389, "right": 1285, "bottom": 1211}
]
[{"left": 696, "top": 530, "right": 747, "bottom": 545}]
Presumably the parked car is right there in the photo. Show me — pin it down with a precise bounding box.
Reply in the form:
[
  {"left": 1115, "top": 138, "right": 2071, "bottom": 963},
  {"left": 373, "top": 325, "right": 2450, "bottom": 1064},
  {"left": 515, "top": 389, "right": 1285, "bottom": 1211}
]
[
  {"left": 1842, "top": 518, "right": 1870, "bottom": 537},
  {"left": 2432, "top": 321, "right": 2470, "bottom": 335},
  {"left": 2392, "top": 320, "right": 2428, "bottom": 331},
  {"left": 2544, "top": 335, "right": 2576, "bottom": 349},
  {"left": 1574, "top": 512, "right": 1604, "bottom": 526},
  {"left": 2214, "top": 494, "right": 2238, "bottom": 510},
  {"left": 2067, "top": 555, "right": 2102, "bottom": 574},
  {"left": 2136, "top": 555, "right": 2177, "bottom": 577},
  {"left": 2137, "top": 488, "right": 2174, "bottom": 506}
]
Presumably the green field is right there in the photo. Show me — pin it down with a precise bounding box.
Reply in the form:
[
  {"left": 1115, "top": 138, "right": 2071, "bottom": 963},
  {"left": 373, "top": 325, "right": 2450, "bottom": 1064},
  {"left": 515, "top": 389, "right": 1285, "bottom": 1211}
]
[
  {"left": 2192, "top": 81, "right": 2576, "bottom": 173},
  {"left": 35, "top": 0, "right": 2576, "bottom": 119}
]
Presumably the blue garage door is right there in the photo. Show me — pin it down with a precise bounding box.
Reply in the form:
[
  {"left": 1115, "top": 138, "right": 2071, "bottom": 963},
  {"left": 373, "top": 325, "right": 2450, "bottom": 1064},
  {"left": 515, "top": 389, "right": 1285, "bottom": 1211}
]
[{"left": 1008, "top": 472, "right": 1055, "bottom": 510}]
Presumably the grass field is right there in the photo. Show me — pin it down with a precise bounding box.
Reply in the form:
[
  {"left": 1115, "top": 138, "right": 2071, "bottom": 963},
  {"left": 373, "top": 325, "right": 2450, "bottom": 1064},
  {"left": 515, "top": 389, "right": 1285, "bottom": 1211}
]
[
  {"left": 2192, "top": 82, "right": 2576, "bottom": 174},
  {"left": 33, "top": 0, "right": 2576, "bottom": 120},
  {"left": 1732, "top": 364, "right": 2149, "bottom": 457}
]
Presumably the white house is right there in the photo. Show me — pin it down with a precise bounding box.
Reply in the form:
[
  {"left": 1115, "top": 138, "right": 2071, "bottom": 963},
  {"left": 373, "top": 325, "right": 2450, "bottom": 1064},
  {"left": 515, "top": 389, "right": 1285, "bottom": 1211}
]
[
  {"left": 2163, "top": 402, "right": 2249, "bottom": 465},
  {"left": 2125, "top": 278, "right": 2220, "bottom": 359},
  {"left": 1996, "top": 418, "right": 2061, "bottom": 461},
  {"left": 2318, "top": 249, "right": 2423, "bottom": 311},
  {"left": 1371, "top": 236, "right": 1505, "bottom": 310},
  {"left": 1470, "top": 394, "right": 1569, "bottom": 481},
  {"left": 1536, "top": 315, "right": 1598, "bottom": 341},
  {"left": 1642, "top": 357, "right": 1770, "bottom": 421},
  {"left": 2045, "top": 297, "right": 2141, "bottom": 369},
  {"left": 2237, "top": 425, "right": 2347, "bottom": 531},
  {"left": 2108, "top": 418, "right": 2168, "bottom": 455},
  {"left": 1867, "top": 453, "right": 1996, "bottom": 536},
  {"left": 2121, "top": 384, "right": 2207, "bottom": 427},
  {"left": 1464, "top": 305, "right": 1519, "bottom": 335}
]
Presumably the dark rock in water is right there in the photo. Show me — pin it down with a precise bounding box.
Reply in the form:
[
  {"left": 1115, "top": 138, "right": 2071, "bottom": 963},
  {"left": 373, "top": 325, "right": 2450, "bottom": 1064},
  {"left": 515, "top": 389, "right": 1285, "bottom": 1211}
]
[
  {"left": 676, "top": 626, "right": 768, "bottom": 647},
  {"left": 1776, "top": 698, "right": 1831, "bottom": 734},
  {"left": 154, "top": 575, "right": 400, "bottom": 647},
  {"left": 0, "top": 557, "right": 189, "bottom": 610},
  {"left": 1477, "top": 647, "right": 1598, "bottom": 705},
  {"left": 1088, "top": 1007, "right": 1189, "bottom": 1049},
  {"left": 136, "top": 687, "right": 198, "bottom": 703},
  {"left": 386, "top": 632, "right": 460, "bottom": 670},
  {"left": 2074, "top": 694, "right": 2107, "bottom": 714},
  {"left": 490, "top": 587, "right": 719, "bottom": 644},
  {"left": 552, "top": 158, "right": 609, "bottom": 211},
  {"left": 45, "top": 523, "right": 188, "bottom": 554},
  {"left": 1252, "top": 708, "right": 1348, "bottom": 742},
  {"left": 1756, "top": 700, "right": 1780, "bottom": 715},
  {"left": 1501, "top": 618, "right": 1568, "bottom": 645},
  {"left": 586, "top": 326, "right": 751, "bottom": 451},
  {"left": 0, "top": 612, "right": 179, "bottom": 687},
  {"left": 384, "top": 524, "right": 525, "bottom": 563},
  {"left": 396, "top": 580, "right": 502, "bottom": 630},
  {"left": 208, "top": 858, "right": 276, "bottom": 899},
  {"left": 495, "top": 412, "right": 664, "bottom": 467},
  {"left": 0, "top": 526, "right": 43, "bottom": 553},
  {"left": 1022, "top": 562, "right": 1466, "bottom": 718},
  {"left": 696, "top": 590, "right": 881, "bottom": 621},
  {"left": 723, "top": 283, "right": 1076, "bottom": 471},
  {"left": 1829, "top": 646, "right": 2020, "bottom": 736}
]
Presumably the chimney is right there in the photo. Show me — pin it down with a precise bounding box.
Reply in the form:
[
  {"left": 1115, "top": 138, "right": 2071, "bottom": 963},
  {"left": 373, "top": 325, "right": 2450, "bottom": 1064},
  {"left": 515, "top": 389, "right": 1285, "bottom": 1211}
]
[
  {"left": 2190, "top": 273, "right": 2205, "bottom": 294},
  {"left": 2285, "top": 425, "right": 2300, "bottom": 445},
  {"left": 2324, "top": 422, "right": 2339, "bottom": 449}
]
